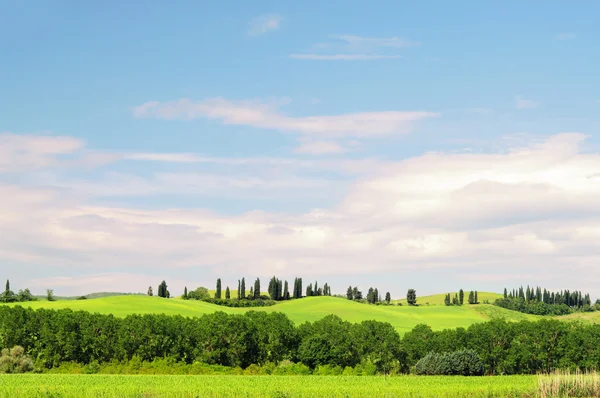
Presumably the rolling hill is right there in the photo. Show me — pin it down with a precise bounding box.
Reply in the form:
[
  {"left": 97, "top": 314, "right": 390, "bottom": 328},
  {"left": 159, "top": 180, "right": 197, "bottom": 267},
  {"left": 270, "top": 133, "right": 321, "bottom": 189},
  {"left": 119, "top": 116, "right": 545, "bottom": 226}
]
[{"left": 6, "top": 294, "right": 545, "bottom": 334}]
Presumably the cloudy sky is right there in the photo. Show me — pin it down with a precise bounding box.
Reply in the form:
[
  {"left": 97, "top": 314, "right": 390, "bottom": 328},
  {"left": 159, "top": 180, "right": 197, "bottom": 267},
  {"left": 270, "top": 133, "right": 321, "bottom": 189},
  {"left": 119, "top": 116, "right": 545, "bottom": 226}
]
[{"left": 1, "top": 1, "right": 599, "bottom": 297}]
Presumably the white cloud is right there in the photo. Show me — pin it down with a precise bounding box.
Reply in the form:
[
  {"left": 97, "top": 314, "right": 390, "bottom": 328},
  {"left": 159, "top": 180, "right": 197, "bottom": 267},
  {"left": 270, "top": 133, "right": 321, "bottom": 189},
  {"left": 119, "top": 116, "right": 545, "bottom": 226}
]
[
  {"left": 290, "top": 34, "right": 418, "bottom": 61},
  {"left": 0, "top": 133, "right": 84, "bottom": 172},
  {"left": 554, "top": 33, "right": 576, "bottom": 40},
  {"left": 6, "top": 133, "right": 600, "bottom": 295},
  {"left": 515, "top": 96, "right": 540, "bottom": 109},
  {"left": 133, "top": 97, "right": 438, "bottom": 138},
  {"left": 294, "top": 140, "right": 347, "bottom": 155},
  {"left": 248, "top": 14, "right": 281, "bottom": 36}
]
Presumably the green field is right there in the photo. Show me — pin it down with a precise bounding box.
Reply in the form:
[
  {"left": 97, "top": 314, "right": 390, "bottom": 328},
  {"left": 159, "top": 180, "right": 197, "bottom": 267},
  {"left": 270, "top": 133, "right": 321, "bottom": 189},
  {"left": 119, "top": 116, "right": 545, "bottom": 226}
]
[
  {"left": 7, "top": 294, "right": 544, "bottom": 334},
  {"left": 0, "top": 374, "right": 538, "bottom": 397}
]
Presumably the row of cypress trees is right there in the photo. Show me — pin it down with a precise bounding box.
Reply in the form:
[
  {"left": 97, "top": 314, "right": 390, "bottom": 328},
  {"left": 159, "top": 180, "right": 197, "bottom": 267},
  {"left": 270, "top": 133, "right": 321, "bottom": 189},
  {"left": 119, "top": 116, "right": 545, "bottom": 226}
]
[
  {"left": 503, "top": 285, "right": 592, "bottom": 308},
  {"left": 445, "top": 290, "right": 479, "bottom": 306}
]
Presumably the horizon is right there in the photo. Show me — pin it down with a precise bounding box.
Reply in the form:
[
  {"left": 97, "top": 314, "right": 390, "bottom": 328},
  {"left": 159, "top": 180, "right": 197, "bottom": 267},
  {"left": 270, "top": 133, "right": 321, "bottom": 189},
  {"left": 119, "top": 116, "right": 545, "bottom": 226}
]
[{"left": 1, "top": 1, "right": 599, "bottom": 297}]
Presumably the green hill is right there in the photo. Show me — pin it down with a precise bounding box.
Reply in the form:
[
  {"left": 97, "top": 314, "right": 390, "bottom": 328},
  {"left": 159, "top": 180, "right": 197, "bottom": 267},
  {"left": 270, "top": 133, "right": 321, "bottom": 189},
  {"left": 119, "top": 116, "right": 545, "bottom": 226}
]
[{"left": 6, "top": 294, "right": 542, "bottom": 335}]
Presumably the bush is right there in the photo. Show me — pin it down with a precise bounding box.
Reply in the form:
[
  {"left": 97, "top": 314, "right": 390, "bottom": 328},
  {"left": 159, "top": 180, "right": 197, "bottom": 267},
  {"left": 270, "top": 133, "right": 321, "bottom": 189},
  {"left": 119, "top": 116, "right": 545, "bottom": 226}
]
[
  {"left": 202, "top": 298, "right": 276, "bottom": 307},
  {"left": 415, "top": 349, "right": 484, "bottom": 376},
  {"left": 0, "top": 346, "right": 34, "bottom": 373}
]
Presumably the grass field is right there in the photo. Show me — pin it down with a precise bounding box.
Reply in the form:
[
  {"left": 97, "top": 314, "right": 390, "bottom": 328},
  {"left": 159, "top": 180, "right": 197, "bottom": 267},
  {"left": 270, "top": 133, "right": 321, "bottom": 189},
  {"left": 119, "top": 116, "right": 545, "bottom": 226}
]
[
  {"left": 0, "top": 374, "right": 538, "bottom": 397},
  {"left": 6, "top": 294, "right": 542, "bottom": 334}
]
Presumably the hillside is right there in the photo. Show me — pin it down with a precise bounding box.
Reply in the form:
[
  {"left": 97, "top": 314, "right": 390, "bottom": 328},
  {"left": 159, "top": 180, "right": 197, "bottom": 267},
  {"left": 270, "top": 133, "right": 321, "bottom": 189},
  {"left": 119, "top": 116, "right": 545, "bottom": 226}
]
[{"left": 6, "top": 294, "right": 544, "bottom": 334}]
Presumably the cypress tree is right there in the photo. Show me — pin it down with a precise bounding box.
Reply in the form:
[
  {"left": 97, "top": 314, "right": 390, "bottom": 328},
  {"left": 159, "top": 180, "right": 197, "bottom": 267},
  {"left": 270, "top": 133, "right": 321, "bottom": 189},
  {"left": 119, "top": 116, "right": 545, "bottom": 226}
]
[
  {"left": 225, "top": 286, "right": 230, "bottom": 300},
  {"left": 215, "top": 278, "right": 222, "bottom": 299},
  {"left": 385, "top": 292, "right": 391, "bottom": 304},
  {"left": 474, "top": 291, "right": 478, "bottom": 304},
  {"left": 459, "top": 289, "right": 464, "bottom": 305},
  {"left": 468, "top": 291, "right": 474, "bottom": 304},
  {"left": 504, "top": 288, "right": 508, "bottom": 299},
  {"left": 314, "top": 281, "right": 319, "bottom": 296},
  {"left": 374, "top": 288, "right": 379, "bottom": 303},
  {"left": 147, "top": 286, "right": 153, "bottom": 296},
  {"left": 284, "top": 280, "right": 289, "bottom": 300},
  {"left": 249, "top": 286, "right": 253, "bottom": 299},
  {"left": 241, "top": 278, "right": 246, "bottom": 299},
  {"left": 183, "top": 286, "right": 188, "bottom": 300},
  {"left": 254, "top": 278, "right": 260, "bottom": 299},
  {"left": 346, "top": 286, "right": 353, "bottom": 300},
  {"left": 445, "top": 293, "right": 451, "bottom": 306},
  {"left": 298, "top": 278, "right": 303, "bottom": 298},
  {"left": 237, "top": 280, "right": 241, "bottom": 300},
  {"left": 367, "top": 287, "right": 374, "bottom": 304},
  {"left": 158, "top": 280, "right": 168, "bottom": 298}
]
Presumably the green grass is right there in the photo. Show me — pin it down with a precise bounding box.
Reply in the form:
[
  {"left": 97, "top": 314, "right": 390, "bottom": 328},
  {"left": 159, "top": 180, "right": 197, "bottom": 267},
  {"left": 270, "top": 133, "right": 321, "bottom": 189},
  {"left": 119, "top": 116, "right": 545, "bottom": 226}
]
[
  {"left": 6, "top": 294, "right": 539, "bottom": 335},
  {"left": 0, "top": 374, "right": 538, "bottom": 397}
]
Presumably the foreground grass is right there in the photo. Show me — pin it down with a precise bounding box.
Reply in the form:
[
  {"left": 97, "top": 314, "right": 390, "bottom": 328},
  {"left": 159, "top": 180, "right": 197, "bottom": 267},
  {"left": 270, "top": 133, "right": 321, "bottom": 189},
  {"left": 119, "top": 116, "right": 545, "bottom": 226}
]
[{"left": 0, "top": 374, "right": 537, "bottom": 398}]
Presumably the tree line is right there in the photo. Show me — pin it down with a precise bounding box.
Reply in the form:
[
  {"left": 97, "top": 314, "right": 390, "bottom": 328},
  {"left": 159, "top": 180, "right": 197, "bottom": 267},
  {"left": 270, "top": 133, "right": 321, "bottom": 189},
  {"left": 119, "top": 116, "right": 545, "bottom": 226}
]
[
  {"left": 5, "top": 306, "right": 600, "bottom": 375},
  {"left": 494, "top": 285, "right": 595, "bottom": 315},
  {"left": 173, "top": 277, "right": 331, "bottom": 307},
  {"left": 0, "top": 280, "right": 36, "bottom": 303},
  {"left": 444, "top": 289, "right": 479, "bottom": 306}
]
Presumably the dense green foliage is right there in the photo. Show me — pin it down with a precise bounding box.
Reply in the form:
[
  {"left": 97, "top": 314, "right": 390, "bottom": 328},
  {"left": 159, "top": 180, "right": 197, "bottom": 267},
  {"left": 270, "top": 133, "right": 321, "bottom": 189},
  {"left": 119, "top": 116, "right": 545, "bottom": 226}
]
[
  {"left": 495, "top": 286, "right": 594, "bottom": 315},
  {"left": 0, "top": 346, "right": 34, "bottom": 373},
  {"left": 4, "top": 305, "right": 600, "bottom": 376},
  {"left": 415, "top": 349, "right": 484, "bottom": 376}
]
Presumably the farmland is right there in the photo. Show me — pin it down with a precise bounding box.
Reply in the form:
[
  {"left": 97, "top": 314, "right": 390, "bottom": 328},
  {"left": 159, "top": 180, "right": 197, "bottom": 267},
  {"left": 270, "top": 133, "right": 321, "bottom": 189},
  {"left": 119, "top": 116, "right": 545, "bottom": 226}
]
[
  {"left": 0, "top": 374, "right": 538, "bottom": 397},
  {"left": 7, "top": 293, "right": 533, "bottom": 334}
]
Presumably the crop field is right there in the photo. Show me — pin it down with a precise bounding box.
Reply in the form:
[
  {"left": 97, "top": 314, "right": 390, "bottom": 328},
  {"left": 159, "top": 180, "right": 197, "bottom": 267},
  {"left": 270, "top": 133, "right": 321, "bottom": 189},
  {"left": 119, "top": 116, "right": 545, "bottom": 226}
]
[
  {"left": 6, "top": 295, "right": 529, "bottom": 334},
  {"left": 0, "top": 374, "right": 538, "bottom": 397}
]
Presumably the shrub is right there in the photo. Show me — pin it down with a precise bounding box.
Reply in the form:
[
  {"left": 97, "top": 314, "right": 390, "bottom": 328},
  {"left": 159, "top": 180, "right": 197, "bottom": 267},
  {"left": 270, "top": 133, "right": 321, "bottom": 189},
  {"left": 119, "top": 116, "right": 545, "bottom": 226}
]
[
  {"left": 415, "top": 349, "right": 484, "bottom": 376},
  {"left": 0, "top": 346, "right": 34, "bottom": 373}
]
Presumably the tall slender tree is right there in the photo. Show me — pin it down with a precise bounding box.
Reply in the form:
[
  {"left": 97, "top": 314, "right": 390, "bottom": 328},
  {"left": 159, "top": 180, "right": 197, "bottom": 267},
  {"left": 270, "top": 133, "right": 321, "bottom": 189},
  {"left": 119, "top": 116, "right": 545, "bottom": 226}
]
[
  {"left": 147, "top": 286, "right": 153, "bottom": 296},
  {"left": 347, "top": 286, "right": 353, "bottom": 300},
  {"left": 254, "top": 278, "right": 260, "bottom": 299},
  {"left": 241, "top": 278, "right": 246, "bottom": 299},
  {"left": 459, "top": 289, "right": 464, "bottom": 305},
  {"left": 225, "top": 286, "right": 230, "bottom": 299},
  {"left": 183, "top": 286, "right": 188, "bottom": 300},
  {"left": 237, "top": 280, "right": 241, "bottom": 299},
  {"left": 283, "top": 280, "right": 289, "bottom": 300},
  {"left": 215, "top": 278, "right": 222, "bottom": 299},
  {"left": 385, "top": 292, "right": 391, "bottom": 304}
]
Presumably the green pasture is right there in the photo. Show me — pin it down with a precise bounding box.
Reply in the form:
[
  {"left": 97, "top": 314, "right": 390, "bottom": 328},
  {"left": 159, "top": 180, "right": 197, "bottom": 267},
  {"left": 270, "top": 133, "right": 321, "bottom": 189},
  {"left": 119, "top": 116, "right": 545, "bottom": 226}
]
[
  {"left": 0, "top": 374, "right": 538, "bottom": 397},
  {"left": 7, "top": 294, "right": 543, "bottom": 334}
]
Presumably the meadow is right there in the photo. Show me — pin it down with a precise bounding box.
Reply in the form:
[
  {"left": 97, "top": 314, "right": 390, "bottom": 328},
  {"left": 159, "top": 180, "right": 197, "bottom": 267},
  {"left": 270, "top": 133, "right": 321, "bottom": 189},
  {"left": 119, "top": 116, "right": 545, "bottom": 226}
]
[
  {"left": 0, "top": 374, "right": 538, "bottom": 397},
  {"left": 7, "top": 294, "right": 529, "bottom": 334}
]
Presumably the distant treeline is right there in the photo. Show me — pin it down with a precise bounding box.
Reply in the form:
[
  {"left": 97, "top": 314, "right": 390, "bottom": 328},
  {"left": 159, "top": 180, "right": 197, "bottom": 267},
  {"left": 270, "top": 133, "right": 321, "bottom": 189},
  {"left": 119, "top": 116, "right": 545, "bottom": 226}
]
[
  {"left": 4, "top": 306, "right": 600, "bottom": 375},
  {"left": 345, "top": 286, "right": 392, "bottom": 305},
  {"left": 444, "top": 290, "right": 479, "bottom": 306},
  {"left": 176, "top": 276, "right": 331, "bottom": 307},
  {"left": 494, "top": 286, "right": 595, "bottom": 315}
]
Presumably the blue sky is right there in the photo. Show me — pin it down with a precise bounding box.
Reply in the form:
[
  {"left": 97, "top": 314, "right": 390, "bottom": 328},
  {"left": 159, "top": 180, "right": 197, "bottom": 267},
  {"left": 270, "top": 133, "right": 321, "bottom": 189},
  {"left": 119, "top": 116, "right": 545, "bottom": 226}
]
[{"left": 0, "top": 1, "right": 599, "bottom": 297}]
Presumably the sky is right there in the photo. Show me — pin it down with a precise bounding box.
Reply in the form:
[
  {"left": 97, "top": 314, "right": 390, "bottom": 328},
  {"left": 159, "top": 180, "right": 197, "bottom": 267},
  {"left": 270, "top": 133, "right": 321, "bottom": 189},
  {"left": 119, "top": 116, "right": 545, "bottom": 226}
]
[{"left": 1, "top": 1, "right": 599, "bottom": 297}]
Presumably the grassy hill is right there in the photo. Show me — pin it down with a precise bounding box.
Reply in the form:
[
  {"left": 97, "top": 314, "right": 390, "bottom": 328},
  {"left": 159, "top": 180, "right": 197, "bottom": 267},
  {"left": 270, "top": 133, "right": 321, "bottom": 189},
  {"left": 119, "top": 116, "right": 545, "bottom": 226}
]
[{"left": 6, "top": 294, "right": 541, "bottom": 335}]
